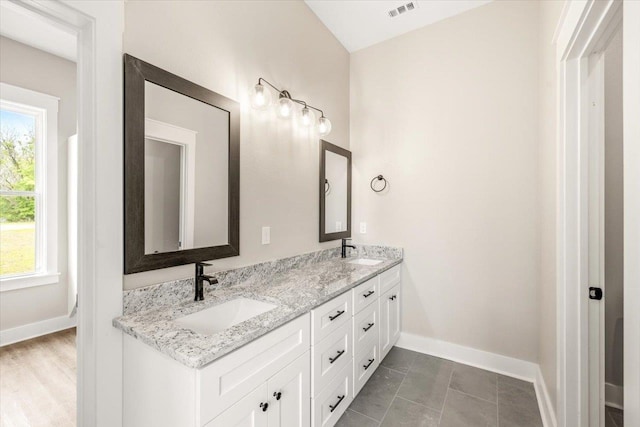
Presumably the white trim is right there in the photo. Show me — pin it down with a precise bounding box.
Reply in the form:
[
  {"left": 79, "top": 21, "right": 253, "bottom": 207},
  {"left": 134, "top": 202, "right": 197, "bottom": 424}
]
[
  {"left": 536, "top": 366, "right": 559, "bottom": 427},
  {"left": 10, "top": 1, "right": 125, "bottom": 426},
  {"left": 604, "top": 382, "right": 623, "bottom": 410},
  {"left": 554, "top": 1, "right": 622, "bottom": 426},
  {"left": 623, "top": 2, "right": 640, "bottom": 425},
  {"left": 0, "top": 272, "right": 60, "bottom": 291},
  {"left": 397, "top": 332, "right": 537, "bottom": 382},
  {"left": 0, "top": 315, "right": 76, "bottom": 347},
  {"left": 0, "top": 82, "right": 59, "bottom": 283},
  {"left": 396, "top": 332, "right": 556, "bottom": 427}
]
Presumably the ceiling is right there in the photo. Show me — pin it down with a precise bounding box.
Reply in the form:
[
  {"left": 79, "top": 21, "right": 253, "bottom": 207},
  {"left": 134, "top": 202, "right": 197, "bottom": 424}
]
[
  {"left": 0, "top": 1, "right": 77, "bottom": 62},
  {"left": 305, "top": 0, "right": 492, "bottom": 52}
]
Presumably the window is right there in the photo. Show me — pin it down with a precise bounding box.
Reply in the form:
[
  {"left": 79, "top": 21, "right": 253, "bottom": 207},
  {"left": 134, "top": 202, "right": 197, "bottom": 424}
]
[{"left": 0, "top": 83, "right": 59, "bottom": 291}]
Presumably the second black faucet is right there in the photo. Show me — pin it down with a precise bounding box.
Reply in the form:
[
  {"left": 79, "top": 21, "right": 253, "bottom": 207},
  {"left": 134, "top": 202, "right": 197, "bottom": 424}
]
[{"left": 341, "top": 238, "right": 356, "bottom": 258}]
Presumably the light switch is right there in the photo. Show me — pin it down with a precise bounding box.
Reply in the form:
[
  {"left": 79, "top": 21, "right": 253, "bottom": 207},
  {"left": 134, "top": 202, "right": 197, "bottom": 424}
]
[
  {"left": 261, "top": 226, "right": 270, "bottom": 244},
  {"left": 336, "top": 221, "right": 342, "bottom": 231},
  {"left": 360, "top": 222, "right": 367, "bottom": 234}
]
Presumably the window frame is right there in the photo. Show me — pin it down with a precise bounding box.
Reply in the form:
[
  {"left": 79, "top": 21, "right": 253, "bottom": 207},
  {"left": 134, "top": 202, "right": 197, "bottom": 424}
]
[{"left": 0, "top": 82, "right": 60, "bottom": 291}]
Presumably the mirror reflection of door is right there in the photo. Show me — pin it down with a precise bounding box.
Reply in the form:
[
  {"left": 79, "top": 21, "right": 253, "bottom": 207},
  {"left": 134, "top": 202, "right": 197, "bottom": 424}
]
[
  {"left": 143, "top": 81, "right": 229, "bottom": 255},
  {"left": 145, "top": 136, "right": 184, "bottom": 253},
  {"left": 144, "top": 118, "right": 197, "bottom": 254},
  {"left": 324, "top": 150, "right": 348, "bottom": 233}
]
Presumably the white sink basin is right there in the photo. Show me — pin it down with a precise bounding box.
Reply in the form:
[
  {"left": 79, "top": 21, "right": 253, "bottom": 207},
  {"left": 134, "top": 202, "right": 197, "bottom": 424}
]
[
  {"left": 348, "top": 258, "right": 383, "bottom": 266},
  {"left": 175, "top": 298, "right": 277, "bottom": 336}
]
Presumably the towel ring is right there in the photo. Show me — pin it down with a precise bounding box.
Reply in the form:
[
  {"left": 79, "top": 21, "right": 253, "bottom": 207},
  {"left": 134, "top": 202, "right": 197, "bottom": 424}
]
[
  {"left": 370, "top": 175, "right": 387, "bottom": 193},
  {"left": 325, "top": 179, "right": 331, "bottom": 194}
]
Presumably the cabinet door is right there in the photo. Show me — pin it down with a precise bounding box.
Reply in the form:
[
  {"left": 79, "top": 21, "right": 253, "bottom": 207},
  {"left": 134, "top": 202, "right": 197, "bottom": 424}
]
[
  {"left": 205, "top": 384, "right": 268, "bottom": 427},
  {"left": 380, "top": 284, "right": 401, "bottom": 360},
  {"left": 267, "top": 352, "right": 310, "bottom": 427}
]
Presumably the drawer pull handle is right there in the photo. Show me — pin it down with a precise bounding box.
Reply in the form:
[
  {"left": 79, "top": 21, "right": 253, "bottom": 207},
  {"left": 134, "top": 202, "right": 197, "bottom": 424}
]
[
  {"left": 260, "top": 402, "right": 269, "bottom": 412},
  {"left": 363, "top": 358, "right": 375, "bottom": 370},
  {"left": 329, "top": 349, "right": 345, "bottom": 364},
  {"left": 363, "top": 323, "right": 375, "bottom": 332},
  {"left": 329, "top": 395, "right": 345, "bottom": 413},
  {"left": 273, "top": 391, "right": 282, "bottom": 401},
  {"left": 363, "top": 290, "right": 375, "bottom": 298},
  {"left": 329, "top": 310, "right": 345, "bottom": 321},
  {"left": 389, "top": 295, "right": 397, "bottom": 301}
]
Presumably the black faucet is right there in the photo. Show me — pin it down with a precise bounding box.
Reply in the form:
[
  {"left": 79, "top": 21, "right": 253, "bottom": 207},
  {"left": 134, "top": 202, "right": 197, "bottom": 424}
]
[
  {"left": 195, "top": 262, "right": 218, "bottom": 301},
  {"left": 341, "top": 238, "right": 356, "bottom": 258}
]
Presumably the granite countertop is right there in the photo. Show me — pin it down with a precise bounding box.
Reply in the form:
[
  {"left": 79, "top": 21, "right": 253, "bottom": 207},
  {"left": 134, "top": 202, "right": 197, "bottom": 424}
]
[{"left": 113, "top": 255, "right": 402, "bottom": 369}]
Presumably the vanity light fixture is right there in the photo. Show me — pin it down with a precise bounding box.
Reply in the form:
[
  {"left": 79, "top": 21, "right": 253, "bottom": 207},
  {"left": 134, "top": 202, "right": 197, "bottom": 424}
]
[{"left": 250, "top": 78, "right": 332, "bottom": 136}]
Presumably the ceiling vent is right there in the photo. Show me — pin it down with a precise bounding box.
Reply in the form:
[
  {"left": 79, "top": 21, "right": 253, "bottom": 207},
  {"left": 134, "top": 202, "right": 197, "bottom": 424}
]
[{"left": 388, "top": 2, "right": 417, "bottom": 18}]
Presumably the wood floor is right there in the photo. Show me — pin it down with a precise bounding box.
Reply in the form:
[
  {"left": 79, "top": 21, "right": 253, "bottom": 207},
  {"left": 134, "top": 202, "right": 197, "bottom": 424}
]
[{"left": 0, "top": 328, "right": 76, "bottom": 427}]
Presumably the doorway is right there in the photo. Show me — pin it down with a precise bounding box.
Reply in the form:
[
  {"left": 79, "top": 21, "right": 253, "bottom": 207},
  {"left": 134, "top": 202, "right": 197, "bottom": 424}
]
[{"left": 0, "top": 3, "right": 79, "bottom": 425}]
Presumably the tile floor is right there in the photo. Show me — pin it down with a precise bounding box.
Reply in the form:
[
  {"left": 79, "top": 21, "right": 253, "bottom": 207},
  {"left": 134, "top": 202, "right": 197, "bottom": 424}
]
[
  {"left": 337, "top": 346, "right": 543, "bottom": 427},
  {"left": 605, "top": 406, "right": 624, "bottom": 427}
]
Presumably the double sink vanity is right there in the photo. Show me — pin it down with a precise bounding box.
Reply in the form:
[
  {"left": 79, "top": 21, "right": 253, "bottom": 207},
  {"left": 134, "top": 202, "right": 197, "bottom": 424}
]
[
  {"left": 115, "top": 252, "right": 402, "bottom": 427},
  {"left": 118, "top": 54, "right": 402, "bottom": 427}
]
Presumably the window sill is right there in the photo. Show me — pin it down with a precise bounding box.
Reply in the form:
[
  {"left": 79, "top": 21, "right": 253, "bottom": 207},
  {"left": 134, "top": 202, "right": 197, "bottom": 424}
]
[{"left": 0, "top": 273, "right": 61, "bottom": 292}]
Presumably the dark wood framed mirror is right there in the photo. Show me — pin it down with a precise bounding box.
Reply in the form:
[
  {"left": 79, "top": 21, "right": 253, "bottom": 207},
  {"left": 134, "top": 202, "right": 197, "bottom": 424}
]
[
  {"left": 319, "top": 140, "right": 351, "bottom": 242},
  {"left": 124, "top": 54, "right": 240, "bottom": 274}
]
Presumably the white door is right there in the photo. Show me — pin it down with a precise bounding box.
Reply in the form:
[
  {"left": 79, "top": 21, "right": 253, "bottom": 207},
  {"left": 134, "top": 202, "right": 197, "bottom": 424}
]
[
  {"left": 267, "top": 352, "right": 310, "bottom": 427},
  {"left": 587, "top": 51, "right": 606, "bottom": 427},
  {"left": 380, "top": 284, "right": 401, "bottom": 359},
  {"left": 206, "top": 383, "right": 268, "bottom": 427}
]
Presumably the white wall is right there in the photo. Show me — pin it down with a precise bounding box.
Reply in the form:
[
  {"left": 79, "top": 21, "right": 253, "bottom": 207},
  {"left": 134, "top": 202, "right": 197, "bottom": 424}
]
[
  {"left": 604, "top": 28, "right": 624, "bottom": 388},
  {"left": 351, "top": 1, "right": 540, "bottom": 362},
  {"left": 537, "top": 0, "right": 565, "bottom": 413},
  {"left": 123, "top": 0, "right": 350, "bottom": 289},
  {"left": 0, "top": 36, "right": 76, "bottom": 330}
]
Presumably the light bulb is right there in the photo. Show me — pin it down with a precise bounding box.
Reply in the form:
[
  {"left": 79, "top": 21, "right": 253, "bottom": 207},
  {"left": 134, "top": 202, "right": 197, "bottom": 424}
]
[
  {"left": 277, "top": 97, "right": 293, "bottom": 118},
  {"left": 318, "top": 116, "right": 332, "bottom": 136},
  {"left": 300, "top": 107, "right": 315, "bottom": 127},
  {"left": 250, "top": 83, "right": 272, "bottom": 110}
]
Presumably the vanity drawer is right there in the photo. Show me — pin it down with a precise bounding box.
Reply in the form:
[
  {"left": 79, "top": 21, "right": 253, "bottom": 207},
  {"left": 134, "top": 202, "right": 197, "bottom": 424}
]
[
  {"left": 353, "top": 301, "right": 379, "bottom": 353},
  {"left": 352, "top": 277, "right": 378, "bottom": 314},
  {"left": 197, "top": 314, "right": 310, "bottom": 425},
  {"left": 312, "top": 363, "right": 353, "bottom": 427},
  {"left": 311, "top": 320, "right": 352, "bottom": 396},
  {"left": 379, "top": 265, "right": 401, "bottom": 294},
  {"left": 311, "top": 291, "right": 352, "bottom": 344},
  {"left": 353, "top": 339, "right": 379, "bottom": 396}
]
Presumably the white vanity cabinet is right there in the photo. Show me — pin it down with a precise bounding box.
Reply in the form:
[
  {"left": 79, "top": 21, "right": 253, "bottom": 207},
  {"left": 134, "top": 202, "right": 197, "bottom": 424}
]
[
  {"left": 310, "top": 293, "right": 354, "bottom": 427},
  {"left": 122, "top": 263, "right": 402, "bottom": 427},
  {"left": 123, "top": 313, "right": 310, "bottom": 427},
  {"left": 206, "top": 351, "right": 310, "bottom": 427},
  {"left": 380, "top": 283, "right": 402, "bottom": 360}
]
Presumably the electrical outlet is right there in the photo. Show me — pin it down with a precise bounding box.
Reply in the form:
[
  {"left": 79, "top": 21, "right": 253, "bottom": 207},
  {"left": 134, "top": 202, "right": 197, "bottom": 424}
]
[
  {"left": 360, "top": 222, "right": 367, "bottom": 234},
  {"left": 261, "top": 226, "right": 270, "bottom": 245}
]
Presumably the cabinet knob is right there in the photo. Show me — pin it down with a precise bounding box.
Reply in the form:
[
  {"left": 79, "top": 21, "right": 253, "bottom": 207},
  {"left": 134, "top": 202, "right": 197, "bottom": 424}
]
[
  {"left": 273, "top": 391, "right": 282, "bottom": 401},
  {"left": 260, "top": 402, "right": 269, "bottom": 412}
]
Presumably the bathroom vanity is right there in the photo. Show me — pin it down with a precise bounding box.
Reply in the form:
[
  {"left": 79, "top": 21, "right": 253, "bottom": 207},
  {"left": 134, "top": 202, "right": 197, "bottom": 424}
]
[{"left": 116, "top": 256, "right": 402, "bottom": 427}]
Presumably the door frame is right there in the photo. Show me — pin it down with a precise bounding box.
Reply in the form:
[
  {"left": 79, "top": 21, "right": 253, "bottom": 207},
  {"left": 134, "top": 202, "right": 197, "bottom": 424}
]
[
  {"left": 8, "top": 0, "right": 125, "bottom": 426},
  {"left": 555, "top": 0, "right": 639, "bottom": 426}
]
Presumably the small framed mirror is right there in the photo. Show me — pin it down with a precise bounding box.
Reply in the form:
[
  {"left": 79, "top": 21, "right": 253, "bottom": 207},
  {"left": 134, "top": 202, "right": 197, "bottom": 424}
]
[
  {"left": 124, "top": 54, "right": 240, "bottom": 274},
  {"left": 319, "top": 140, "right": 351, "bottom": 242}
]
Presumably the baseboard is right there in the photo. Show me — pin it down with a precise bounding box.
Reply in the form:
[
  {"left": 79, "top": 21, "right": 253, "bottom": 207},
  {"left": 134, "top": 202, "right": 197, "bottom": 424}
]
[
  {"left": 535, "top": 366, "right": 558, "bottom": 427},
  {"left": 605, "top": 382, "right": 624, "bottom": 409},
  {"left": 396, "top": 332, "right": 557, "bottom": 427},
  {"left": 0, "top": 315, "right": 76, "bottom": 346}
]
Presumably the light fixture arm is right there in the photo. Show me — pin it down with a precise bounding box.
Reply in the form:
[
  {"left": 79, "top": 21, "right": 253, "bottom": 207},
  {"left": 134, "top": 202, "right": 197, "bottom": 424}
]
[{"left": 257, "top": 77, "right": 326, "bottom": 117}]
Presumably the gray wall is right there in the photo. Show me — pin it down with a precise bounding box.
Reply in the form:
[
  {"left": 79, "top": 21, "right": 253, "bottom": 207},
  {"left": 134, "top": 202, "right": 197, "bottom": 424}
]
[
  {"left": 0, "top": 36, "right": 76, "bottom": 330},
  {"left": 123, "top": 0, "right": 350, "bottom": 289},
  {"left": 605, "top": 28, "right": 624, "bottom": 388},
  {"left": 350, "top": 1, "right": 543, "bottom": 364}
]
